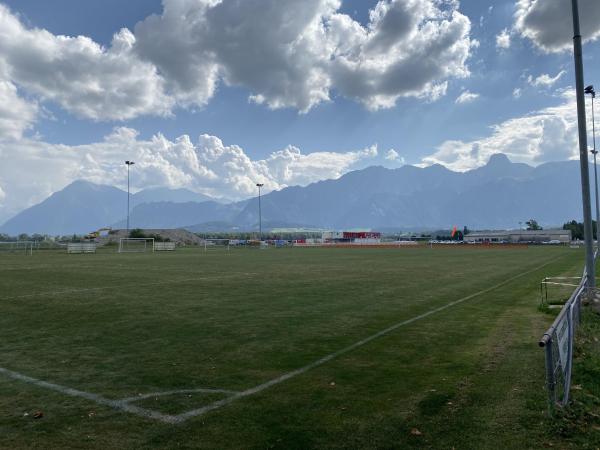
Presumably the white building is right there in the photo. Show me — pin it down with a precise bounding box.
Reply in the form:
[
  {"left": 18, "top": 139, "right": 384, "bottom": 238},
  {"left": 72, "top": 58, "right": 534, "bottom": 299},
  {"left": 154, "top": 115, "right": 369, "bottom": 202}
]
[{"left": 463, "top": 229, "right": 571, "bottom": 244}]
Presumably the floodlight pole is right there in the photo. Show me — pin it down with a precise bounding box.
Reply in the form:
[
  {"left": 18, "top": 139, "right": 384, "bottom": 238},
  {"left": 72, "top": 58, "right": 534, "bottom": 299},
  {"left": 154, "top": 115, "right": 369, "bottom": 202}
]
[
  {"left": 256, "top": 183, "right": 264, "bottom": 241},
  {"left": 125, "top": 160, "right": 135, "bottom": 233},
  {"left": 586, "top": 86, "right": 600, "bottom": 250},
  {"left": 572, "top": 0, "right": 595, "bottom": 288}
]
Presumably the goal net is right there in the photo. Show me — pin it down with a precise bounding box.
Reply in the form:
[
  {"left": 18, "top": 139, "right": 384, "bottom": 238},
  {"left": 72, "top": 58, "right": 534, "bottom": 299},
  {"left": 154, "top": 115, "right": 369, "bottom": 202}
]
[
  {"left": 204, "top": 238, "right": 230, "bottom": 252},
  {"left": 0, "top": 241, "right": 35, "bottom": 255},
  {"left": 118, "top": 238, "right": 155, "bottom": 253}
]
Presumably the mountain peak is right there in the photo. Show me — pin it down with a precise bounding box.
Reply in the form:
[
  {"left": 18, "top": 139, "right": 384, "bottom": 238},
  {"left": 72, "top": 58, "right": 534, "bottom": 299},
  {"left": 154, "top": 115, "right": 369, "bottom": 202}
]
[
  {"left": 63, "top": 179, "right": 115, "bottom": 193},
  {"left": 486, "top": 153, "right": 512, "bottom": 166}
]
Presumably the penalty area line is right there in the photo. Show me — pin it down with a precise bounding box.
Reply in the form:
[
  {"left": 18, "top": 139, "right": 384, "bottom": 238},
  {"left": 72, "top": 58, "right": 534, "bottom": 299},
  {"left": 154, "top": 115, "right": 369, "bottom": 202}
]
[
  {"left": 0, "top": 254, "right": 566, "bottom": 424},
  {"left": 0, "top": 367, "right": 178, "bottom": 424},
  {"left": 173, "top": 255, "right": 566, "bottom": 423}
]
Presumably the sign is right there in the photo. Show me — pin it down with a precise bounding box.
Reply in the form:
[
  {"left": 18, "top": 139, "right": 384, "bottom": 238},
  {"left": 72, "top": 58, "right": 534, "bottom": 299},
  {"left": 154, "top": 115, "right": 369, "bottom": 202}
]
[{"left": 555, "top": 313, "right": 570, "bottom": 373}]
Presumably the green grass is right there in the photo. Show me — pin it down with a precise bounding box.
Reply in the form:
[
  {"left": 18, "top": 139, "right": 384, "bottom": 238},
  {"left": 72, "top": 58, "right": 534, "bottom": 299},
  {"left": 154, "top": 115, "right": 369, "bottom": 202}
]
[{"left": 0, "top": 245, "right": 595, "bottom": 448}]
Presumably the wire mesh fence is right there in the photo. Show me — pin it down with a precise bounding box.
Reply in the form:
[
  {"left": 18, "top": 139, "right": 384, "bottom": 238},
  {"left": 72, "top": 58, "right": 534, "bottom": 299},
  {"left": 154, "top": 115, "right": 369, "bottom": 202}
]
[{"left": 539, "top": 264, "right": 590, "bottom": 412}]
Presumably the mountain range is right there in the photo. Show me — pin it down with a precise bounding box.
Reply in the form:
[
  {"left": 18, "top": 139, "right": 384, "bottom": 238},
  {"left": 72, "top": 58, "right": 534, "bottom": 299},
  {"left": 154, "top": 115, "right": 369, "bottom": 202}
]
[{"left": 0, "top": 154, "right": 590, "bottom": 235}]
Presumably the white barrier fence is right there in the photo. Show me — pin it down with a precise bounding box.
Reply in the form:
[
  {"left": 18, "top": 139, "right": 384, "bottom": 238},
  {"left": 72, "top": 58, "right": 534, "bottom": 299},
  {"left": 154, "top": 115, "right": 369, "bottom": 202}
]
[
  {"left": 155, "top": 242, "right": 176, "bottom": 251},
  {"left": 67, "top": 243, "right": 97, "bottom": 254},
  {"left": 0, "top": 241, "right": 36, "bottom": 255}
]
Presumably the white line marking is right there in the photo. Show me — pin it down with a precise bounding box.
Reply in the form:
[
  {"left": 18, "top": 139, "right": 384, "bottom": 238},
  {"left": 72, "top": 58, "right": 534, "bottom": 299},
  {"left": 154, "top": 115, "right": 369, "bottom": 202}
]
[
  {"left": 119, "top": 388, "right": 239, "bottom": 403},
  {"left": 0, "top": 367, "right": 178, "bottom": 424},
  {"left": 173, "top": 256, "right": 564, "bottom": 423},
  {"left": 0, "top": 255, "right": 565, "bottom": 424}
]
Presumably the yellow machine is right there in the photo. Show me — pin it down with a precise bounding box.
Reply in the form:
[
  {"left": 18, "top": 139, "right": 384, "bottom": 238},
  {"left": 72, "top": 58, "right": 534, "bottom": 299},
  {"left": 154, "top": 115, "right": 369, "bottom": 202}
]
[{"left": 85, "top": 227, "right": 112, "bottom": 241}]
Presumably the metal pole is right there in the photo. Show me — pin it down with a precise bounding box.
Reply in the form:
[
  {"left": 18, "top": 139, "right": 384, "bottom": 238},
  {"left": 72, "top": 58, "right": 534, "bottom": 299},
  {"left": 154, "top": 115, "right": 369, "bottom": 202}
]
[
  {"left": 256, "top": 183, "right": 264, "bottom": 241},
  {"left": 127, "top": 163, "right": 130, "bottom": 233},
  {"left": 572, "top": 0, "right": 595, "bottom": 288},
  {"left": 544, "top": 339, "right": 556, "bottom": 414},
  {"left": 591, "top": 95, "right": 600, "bottom": 251},
  {"left": 258, "top": 185, "right": 262, "bottom": 241}
]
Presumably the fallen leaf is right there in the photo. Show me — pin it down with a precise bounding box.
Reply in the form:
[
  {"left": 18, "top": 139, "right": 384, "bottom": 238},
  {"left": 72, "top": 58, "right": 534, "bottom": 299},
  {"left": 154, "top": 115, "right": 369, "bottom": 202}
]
[
  {"left": 410, "top": 428, "right": 422, "bottom": 436},
  {"left": 33, "top": 411, "right": 43, "bottom": 419}
]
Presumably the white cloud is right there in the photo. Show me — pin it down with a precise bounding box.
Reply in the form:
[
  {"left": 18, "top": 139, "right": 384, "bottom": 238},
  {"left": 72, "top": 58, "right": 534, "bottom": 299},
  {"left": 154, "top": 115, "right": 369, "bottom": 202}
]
[
  {"left": 455, "top": 90, "right": 479, "bottom": 104},
  {"left": 385, "top": 149, "right": 400, "bottom": 161},
  {"left": 326, "top": 0, "right": 473, "bottom": 110},
  {"left": 0, "top": 129, "right": 378, "bottom": 223},
  {"left": 0, "top": 0, "right": 474, "bottom": 120},
  {"left": 0, "top": 80, "right": 38, "bottom": 139},
  {"left": 384, "top": 148, "right": 405, "bottom": 164},
  {"left": 496, "top": 28, "right": 511, "bottom": 49},
  {"left": 422, "top": 91, "right": 578, "bottom": 171},
  {"left": 527, "top": 70, "right": 566, "bottom": 88},
  {"left": 513, "top": 87, "right": 522, "bottom": 98},
  {"left": 515, "top": 0, "right": 600, "bottom": 53},
  {"left": 0, "top": 5, "right": 173, "bottom": 121}
]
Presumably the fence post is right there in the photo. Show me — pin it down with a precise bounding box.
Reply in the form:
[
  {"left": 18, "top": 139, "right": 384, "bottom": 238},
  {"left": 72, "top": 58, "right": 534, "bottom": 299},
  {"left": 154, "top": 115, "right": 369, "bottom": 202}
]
[
  {"left": 563, "top": 304, "right": 575, "bottom": 405},
  {"left": 544, "top": 340, "right": 556, "bottom": 414}
]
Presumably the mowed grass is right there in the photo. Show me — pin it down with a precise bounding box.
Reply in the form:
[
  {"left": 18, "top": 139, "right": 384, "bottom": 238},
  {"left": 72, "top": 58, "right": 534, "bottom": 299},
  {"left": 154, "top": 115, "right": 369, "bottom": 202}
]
[{"left": 0, "top": 245, "right": 591, "bottom": 449}]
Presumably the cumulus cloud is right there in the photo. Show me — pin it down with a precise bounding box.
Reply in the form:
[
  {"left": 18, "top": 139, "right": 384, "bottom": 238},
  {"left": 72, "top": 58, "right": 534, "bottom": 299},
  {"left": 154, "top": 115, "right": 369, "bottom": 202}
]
[
  {"left": 326, "top": 0, "right": 473, "bottom": 110},
  {"left": 527, "top": 70, "right": 566, "bottom": 88},
  {"left": 0, "top": 5, "right": 173, "bottom": 121},
  {"left": 0, "top": 1, "right": 474, "bottom": 119},
  {"left": 422, "top": 91, "right": 579, "bottom": 171},
  {"left": 385, "top": 149, "right": 399, "bottom": 161},
  {"left": 515, "top": 0, "right": 600, "bottom": 53},
  {"left": 455, "top": 90, "right": 479, "bottom": 104},
  {"left": 496, "top": 28, "right": 511, "bottom": 49},
  {"left": 0, "top": 129, "right": 378, "bottom": 222},
  {"left": 0, "top": 80, "right": 38, "bottom": 139}
]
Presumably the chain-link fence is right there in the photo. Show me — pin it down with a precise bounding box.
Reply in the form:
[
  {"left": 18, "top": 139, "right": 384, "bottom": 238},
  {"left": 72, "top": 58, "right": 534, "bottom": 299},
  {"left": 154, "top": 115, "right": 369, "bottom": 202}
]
[{"left": 539, "top": 266, "right": 588, "bottom": 411}]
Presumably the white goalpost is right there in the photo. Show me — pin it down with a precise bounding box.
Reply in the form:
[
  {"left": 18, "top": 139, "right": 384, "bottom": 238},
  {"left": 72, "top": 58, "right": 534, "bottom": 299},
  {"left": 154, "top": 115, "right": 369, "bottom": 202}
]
[
  {"left": 118, "top": 238, "right": 155, "bottom": 253},
  {"left": 0, "top": 241, "right": 35, "bottom": 255},
  {"left": 204, "top": 238, "right": 230, "bottom": 252}
]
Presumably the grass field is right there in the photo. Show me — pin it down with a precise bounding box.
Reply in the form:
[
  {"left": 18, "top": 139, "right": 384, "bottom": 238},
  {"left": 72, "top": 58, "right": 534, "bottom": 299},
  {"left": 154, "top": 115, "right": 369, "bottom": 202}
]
[{"left": 0, "top": 245, "right": 593, "bottom": 449}]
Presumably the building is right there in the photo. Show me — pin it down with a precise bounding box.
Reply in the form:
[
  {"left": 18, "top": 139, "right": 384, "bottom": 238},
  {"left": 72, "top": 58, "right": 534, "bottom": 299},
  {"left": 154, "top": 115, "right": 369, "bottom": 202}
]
[
  {"left": 463, "top": 229, "right": 572, "bottom": 244},
  {"left": 322, "top": 231, "right": 382, "bottom": 244}
]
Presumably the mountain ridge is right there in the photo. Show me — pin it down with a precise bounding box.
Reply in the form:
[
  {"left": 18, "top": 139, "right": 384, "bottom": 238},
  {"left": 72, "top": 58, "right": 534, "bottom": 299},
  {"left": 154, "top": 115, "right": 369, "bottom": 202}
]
[{"left": 0, "top": 155, "right": 589, "bottom": 235}]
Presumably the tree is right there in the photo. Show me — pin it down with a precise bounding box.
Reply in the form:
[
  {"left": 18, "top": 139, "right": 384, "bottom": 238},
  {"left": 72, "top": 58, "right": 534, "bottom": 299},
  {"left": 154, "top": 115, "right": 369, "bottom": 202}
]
[
  {"left": 129, "top": 228, "right": 146, "bottom": 239},
  {"left": 526, "top": 219, "right": 542, "bottom": 231},
  {"left": 562, "top": 220, "right": 597, "bottom": 240}
]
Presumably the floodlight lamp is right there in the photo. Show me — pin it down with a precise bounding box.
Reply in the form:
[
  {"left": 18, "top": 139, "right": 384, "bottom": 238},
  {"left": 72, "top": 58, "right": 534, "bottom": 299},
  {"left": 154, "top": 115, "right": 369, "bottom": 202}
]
[{"left": 585, "top": 85, "right": 595, "bottom": 97}]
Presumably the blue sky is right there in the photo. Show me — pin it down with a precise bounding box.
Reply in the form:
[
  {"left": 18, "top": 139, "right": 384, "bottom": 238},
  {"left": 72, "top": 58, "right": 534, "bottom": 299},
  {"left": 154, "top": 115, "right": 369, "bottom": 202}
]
[
  {"left": 0, "top": 0, "right": 599, "bottom": 222},
  {"left": 3, "top": 0, "right": 567, "bottom": 153}
]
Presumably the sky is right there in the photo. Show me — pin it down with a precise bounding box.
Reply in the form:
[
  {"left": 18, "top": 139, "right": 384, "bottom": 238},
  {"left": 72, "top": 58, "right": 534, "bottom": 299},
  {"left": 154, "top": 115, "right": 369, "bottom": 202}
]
[{"left": 0, "top": 0, "right": 599, "bottom": 223}]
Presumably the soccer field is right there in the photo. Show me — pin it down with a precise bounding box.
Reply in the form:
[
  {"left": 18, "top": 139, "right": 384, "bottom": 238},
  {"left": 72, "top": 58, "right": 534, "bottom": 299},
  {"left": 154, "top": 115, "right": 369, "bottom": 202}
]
[{"left": 0, "top": 246, "right": 583, "bottom": 449}]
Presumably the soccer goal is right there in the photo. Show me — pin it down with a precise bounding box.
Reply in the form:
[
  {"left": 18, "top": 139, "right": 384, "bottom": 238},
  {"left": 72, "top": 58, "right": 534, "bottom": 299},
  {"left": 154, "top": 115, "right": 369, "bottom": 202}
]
[
  {"left": 118, "top": 238, "right": 155, "bottom": 253},
  {"left": 204, "top": 238, "right": 230, "bottom": 252},
  {"left": 0, "top": 241, "right": 35, "bottom": 255}
]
